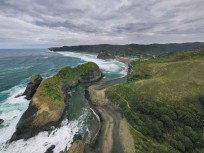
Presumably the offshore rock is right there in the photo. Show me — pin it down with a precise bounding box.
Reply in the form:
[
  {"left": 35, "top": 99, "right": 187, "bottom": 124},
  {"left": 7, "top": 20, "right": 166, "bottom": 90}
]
[
  {"left": 79, "top": 64, "right": 102, "bottom": 83},
  {"left": 97, "top": 50, "right": 115, "bottom": 59},
  {"left": 0, "top": 118, "right": 4, "bottom": 125},
  {"left": 23, "top": 74, "right": 43, "bottom": 100}
]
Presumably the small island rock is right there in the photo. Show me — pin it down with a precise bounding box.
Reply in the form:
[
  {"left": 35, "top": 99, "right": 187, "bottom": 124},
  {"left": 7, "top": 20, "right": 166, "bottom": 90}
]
[
  {"left": 23, "top": 74, "right": 43, "bottom": 100},
  {"left": 0, "top": 118, "right": 4, "bottom": 125},
  {"left": 97, "top": 50, "right": 115, "bottom": 59}
]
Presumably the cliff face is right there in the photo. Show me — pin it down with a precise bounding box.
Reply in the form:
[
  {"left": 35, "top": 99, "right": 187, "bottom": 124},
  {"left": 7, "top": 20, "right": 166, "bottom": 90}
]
[{"left": 11, "top": 62, "right": 102, "bottom": 141}]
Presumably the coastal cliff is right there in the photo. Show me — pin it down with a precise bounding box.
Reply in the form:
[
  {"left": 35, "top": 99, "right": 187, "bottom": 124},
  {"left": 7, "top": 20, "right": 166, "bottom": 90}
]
[{"left": 11, "top": 62, "right": 102, "bottom": 141}]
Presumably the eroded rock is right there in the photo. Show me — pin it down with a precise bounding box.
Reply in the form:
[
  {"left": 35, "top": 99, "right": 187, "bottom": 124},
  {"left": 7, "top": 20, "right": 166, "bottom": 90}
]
[
  {"left": 23, "top": 74, "right": 43, "bottom": 100},
  {"left": 0, "top": 118, "right": 4, "bottom": 125}
]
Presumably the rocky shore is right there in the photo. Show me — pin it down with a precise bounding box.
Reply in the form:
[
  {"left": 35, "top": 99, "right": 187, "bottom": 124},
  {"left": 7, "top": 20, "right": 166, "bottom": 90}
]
[{"left": 10, "top": 62, "right": 102, "bottom": 142}]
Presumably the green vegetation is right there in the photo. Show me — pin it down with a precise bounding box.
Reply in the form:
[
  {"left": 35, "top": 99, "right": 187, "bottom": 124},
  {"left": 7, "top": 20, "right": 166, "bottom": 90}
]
[
  {"left": 35, "top": 62, "right": 98, "bottom": 110},
  {"left": 106, "top": 49, "right": 204, "bottom": 152},
  {"left": 30, "top": 62, "right": 100, "bottom": 126}
]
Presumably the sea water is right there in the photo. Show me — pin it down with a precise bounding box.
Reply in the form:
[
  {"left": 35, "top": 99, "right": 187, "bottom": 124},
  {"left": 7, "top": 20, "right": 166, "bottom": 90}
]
[{"left": 0, "top": 49, "right": 127, "bottom": 153}]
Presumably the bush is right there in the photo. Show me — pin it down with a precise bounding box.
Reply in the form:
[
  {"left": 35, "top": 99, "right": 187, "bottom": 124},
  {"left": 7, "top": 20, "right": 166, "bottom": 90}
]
[
  {"left": 176, "top": 109, "right": 200, "bottom": 128},
  {"left": 183, "top": 126, "right": 199, "bottom": 143},
  {"left": 160, "top": 115, "right": 174, "bottom": 129},
  {"left": 155, "top": 145, "right": 180, "bottom": 153},
  {"left": 177, "top": 134, "right": 194, "bottom": 151},
  {"left": 147, "top": 122, "right": 164, "bottom": 142},
  {"left": 199, "top": 96, "right": 204, "bottom": 105},
  {"left": 128, "top": 74, "right": 151, "bottom": 82},
  {"left": 170, "top": 140, "right": 185, "bottom": 152}
]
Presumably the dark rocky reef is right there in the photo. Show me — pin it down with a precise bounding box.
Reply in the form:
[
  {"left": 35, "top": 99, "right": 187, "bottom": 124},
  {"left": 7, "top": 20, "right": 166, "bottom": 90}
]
[
  {"left": 97, "top": 50, "right": 115, "bottom": 59},
  {"left": 79, "top": 66, "right": 102, "bottom": 83},
  {"left": 0, "top": 118, "right": 4, "bottom": 125},
  {"left": 45, "top": 145, "right": 55, "bottom": 153},
  {"left": 23, "top": 74, "right": 43, "bottom": 100}
]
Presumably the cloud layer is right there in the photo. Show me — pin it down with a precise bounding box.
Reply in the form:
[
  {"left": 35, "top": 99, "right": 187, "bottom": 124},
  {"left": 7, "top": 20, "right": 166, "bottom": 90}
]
[{"left": 0, "top": 0, "right": 204, "bottom": 48}]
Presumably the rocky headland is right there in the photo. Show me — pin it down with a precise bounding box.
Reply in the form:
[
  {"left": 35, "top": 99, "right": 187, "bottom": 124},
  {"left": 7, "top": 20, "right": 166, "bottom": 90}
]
[{"left": 11, "top": 62, "right": 102, "bottom": 141}]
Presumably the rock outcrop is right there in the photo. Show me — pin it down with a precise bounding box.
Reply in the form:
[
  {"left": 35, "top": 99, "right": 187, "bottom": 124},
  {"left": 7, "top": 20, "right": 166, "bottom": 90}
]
[
  {"left": 0, "top": 118, "right": 4, "bottom": 125},
  {"left": 61, "top": 140, "right": 84, "bottom": 153},
  {"left": 97, "top": 50, "right": 115, "bottom": 59},
  {"left": 23, "top": 74, "right": 43, "bottom": 100},
  {"left": 79, "top": 67, "right": 102, "bottom": 83},
  {"left": 11, "top": 62, "right": 102, "bottom": 141}
]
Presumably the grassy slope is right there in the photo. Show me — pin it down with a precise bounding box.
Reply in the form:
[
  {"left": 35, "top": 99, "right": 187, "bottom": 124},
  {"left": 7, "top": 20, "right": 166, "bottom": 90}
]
[
  {"left": 32, "top": 62, "right": 98, "bottom": 126},
  {"left": 106, "top": 49, "right": 204, "bottom": 153}
]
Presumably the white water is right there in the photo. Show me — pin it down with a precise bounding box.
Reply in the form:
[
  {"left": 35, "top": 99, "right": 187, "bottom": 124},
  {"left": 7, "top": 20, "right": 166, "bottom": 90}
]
[
  {"left": 57, "top": 51, "right": 128, "bottom": 77},
  {"left": 0, "top": 86, "right": 29, "bottom": 145},
  {"left": 0, "top": 85, "right": 91, "bottom": 153}
]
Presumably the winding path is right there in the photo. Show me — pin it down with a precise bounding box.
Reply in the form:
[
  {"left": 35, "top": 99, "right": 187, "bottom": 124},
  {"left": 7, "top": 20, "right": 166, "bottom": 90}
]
[{"left": 84, "top": 77, "right": 134, "bottom": 153}]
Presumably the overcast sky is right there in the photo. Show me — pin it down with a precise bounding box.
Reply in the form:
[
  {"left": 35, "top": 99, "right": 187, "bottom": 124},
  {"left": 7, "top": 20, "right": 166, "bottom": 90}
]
[{"left": 0, "top": 0, "right": 204, "bottom": 48}]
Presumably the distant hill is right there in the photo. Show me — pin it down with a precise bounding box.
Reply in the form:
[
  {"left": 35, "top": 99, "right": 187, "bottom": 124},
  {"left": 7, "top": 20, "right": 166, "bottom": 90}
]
[{"left": 49, "top": 42, "right": 204, "bottom": 57}]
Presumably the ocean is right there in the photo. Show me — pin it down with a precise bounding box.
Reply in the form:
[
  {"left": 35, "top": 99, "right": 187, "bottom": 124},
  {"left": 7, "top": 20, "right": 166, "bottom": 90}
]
[{"left": 0, "top": 49, "right": 127, "bottom": 153}]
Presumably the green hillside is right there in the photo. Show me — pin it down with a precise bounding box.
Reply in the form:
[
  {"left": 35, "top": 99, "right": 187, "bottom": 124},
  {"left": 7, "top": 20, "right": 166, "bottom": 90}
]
[
  {"left": 106, "top": 49, "right": 204, "bottom": 153},
  {"left": 49, "top": 42, "right": 204, "bottom": 57}
]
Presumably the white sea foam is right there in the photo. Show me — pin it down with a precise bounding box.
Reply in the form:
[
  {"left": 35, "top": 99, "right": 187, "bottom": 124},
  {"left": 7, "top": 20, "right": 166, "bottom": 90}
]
[
  {"left": 0, "top": 85, "right": 29, "bottom": 145},
  {"left": 0, "top": 84, "right": 92, "bottom": 153},
  {"left": 0, "top": 119, "right": 79, "bottom": 153},
  {"left": 6, "top": 66, "right": 33, "bottom": 72},
  {"left": 0, "top": 110, "right": 21, "bottom": 121},
  {"left": 57, "top": 51, "right": 128, "bottom": 76},
  {"left": 0, "top": 107, "right": 91, "bottom": 153}
]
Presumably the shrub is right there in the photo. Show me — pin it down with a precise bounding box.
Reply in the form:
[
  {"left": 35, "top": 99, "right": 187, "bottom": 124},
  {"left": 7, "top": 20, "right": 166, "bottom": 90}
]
[
  {"left": 147, "top": 122, "right": 164, "bottom": 142},
  {"left": 176, "top": 109, "right": 200, "bottom": 128},
  {"left": 170, "top": 140, "right": 185, "bottom": 152},
  {"left": 199, "top": 96, "right": 204, "bottom": 105},
  {"left": 160, "top": 115, "right": 174, "bottom": 129},
  {"left": 183, "top": 126, "right": 199, "bottom": 143},
  {"left": 177, "top": 134, "right": 194, "bottom": 151},
  {"left": 155, "top": 145, "right": 180, "bottom": 153}
]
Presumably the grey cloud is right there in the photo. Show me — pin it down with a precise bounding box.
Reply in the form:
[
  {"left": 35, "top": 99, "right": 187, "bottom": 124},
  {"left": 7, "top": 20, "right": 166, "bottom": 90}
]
[{"left": 0, "top": 0, "right": 203, "bottom": 48}]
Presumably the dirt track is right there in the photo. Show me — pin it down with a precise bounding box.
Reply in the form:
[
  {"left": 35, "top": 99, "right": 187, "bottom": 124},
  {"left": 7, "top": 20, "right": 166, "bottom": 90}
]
[{"left": 84, "top": 76, "right": 134, "bottom": 153}]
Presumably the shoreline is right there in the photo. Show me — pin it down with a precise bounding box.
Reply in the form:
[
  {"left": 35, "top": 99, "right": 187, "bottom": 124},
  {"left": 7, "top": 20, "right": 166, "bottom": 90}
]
[
  {"left": 83, "top": 70, "right": 135, "bottom": 153},
  {"left": 50, "top": 51, "right": 134, "bottom": 153},
  {"left": 69, "top": 55, "right": 133, "bottom": 153}
]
